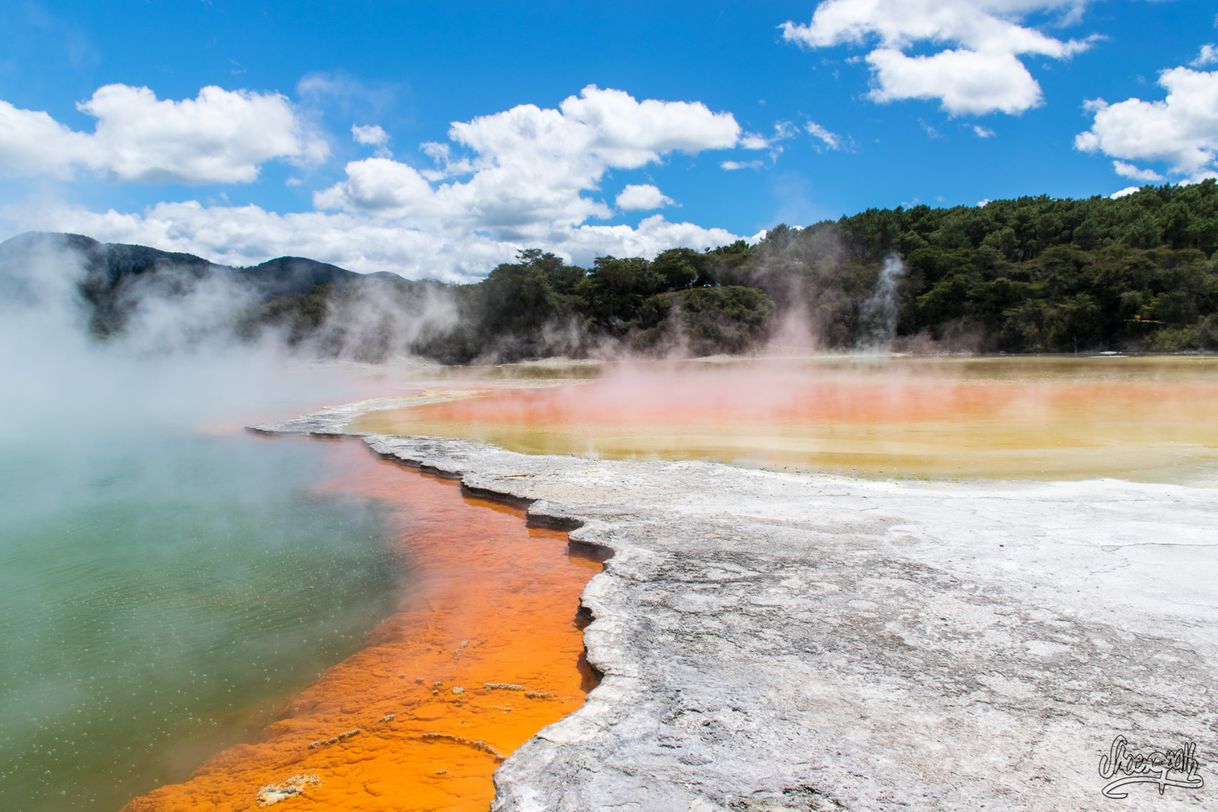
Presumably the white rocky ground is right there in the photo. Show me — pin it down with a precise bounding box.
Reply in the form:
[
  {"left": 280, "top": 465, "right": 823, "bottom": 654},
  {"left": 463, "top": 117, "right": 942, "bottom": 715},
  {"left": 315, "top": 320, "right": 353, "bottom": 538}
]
[{"left": 259, "top": 406, "right": 1217, "bottom": 811}]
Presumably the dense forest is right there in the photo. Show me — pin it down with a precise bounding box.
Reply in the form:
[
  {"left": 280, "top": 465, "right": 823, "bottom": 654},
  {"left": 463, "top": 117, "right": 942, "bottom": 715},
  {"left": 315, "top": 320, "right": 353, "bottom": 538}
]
[
  {"left": 430, "top": 181, "right": 1218, "bottom": 358},
  {"left": 3, "top": 182, "right": 1217, "bottom": 361},
  {"left": 414, "top": 181, "right": 1218, "bottom": 360}
]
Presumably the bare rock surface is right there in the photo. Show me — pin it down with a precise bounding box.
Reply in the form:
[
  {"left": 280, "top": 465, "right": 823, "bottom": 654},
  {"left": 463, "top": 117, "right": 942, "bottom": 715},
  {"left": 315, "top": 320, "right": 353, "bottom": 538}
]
[{"left": 255, "top": 410, "right": 1218, "bottom": 811}]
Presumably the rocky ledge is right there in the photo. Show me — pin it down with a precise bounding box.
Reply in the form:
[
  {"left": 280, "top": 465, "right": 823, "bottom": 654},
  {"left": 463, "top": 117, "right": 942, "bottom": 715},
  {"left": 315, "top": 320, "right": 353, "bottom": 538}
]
[{"left": 256, "top": 409, "right": 1218, "bottom": 811}]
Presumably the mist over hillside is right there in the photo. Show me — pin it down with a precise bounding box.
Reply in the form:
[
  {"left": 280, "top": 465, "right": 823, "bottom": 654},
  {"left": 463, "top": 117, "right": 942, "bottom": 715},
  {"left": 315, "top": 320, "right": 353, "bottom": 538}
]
[{"left": 4, "top": 182, "right": 1218, "bottom": 362}]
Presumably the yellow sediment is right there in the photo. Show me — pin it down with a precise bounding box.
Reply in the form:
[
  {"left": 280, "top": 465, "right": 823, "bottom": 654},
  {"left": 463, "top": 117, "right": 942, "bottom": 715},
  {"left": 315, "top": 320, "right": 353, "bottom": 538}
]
[
  {"left": 125, "top": 439, "right": 601, "bottom": 811},
  {"left": 352, "top": 358, "right": 1218, "bottom": 482}
]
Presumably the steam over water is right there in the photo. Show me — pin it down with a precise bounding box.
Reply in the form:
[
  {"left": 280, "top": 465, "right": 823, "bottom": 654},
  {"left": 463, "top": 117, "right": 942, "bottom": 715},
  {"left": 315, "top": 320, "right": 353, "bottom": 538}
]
[
  {"left": 0, "top": 241, "right": 413, "bottom": 810},
  {"left": 0, "top": 430, "right": 404, "bottom": 811},
  {"left": 3, "top": 236, "right": 1217, "bottom": 811},
  {"left": 356, "top": 356, "right": 1218, "bottom": 484}
]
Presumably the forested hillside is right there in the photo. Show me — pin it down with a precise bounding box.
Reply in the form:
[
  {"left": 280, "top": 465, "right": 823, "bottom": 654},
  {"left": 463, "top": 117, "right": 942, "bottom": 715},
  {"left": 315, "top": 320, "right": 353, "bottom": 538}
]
[
  {"left": 420, "top": 181, "right": 1218, "bottom": 358},
  {"left": 4, "top": 182, "right": 1217, "bottom": 361}
]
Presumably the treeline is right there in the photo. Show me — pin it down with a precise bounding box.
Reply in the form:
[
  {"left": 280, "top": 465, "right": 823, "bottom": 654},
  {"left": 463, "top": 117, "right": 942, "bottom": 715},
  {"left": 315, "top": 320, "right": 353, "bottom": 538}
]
[
  {"left": 4, "top": 182, "right": 1218, "bottom": 361},
  {"left": 404, "top": 181, "right": 1218, "bottom": 359},
  {"left": 409, "top": 248, "right": 774, "bottom": 361}
]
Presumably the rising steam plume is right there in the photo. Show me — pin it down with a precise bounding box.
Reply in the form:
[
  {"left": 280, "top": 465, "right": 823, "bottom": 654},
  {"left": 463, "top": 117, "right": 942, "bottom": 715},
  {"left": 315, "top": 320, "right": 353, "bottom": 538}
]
[{"left": 857, "top": 253, "right": 906, "bottom": 351}]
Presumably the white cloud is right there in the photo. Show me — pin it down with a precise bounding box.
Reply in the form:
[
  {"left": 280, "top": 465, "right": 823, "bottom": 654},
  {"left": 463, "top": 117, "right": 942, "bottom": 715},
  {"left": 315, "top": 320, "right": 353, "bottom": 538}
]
[
  {"left": 352, "top": 123, "right": 389, "bottom": 147},
  {"left": 18, "top": 200, "right": 510, "bottom": 282},
  {"left": 973, "top": 124, "right": 996, "bottom": 138},
  {"left": 13, "top": 200, "right": 743, "bottom": 282},
  {"left": 805, "top": 121, "right": 842, "bottom": 150},
  {"left": 740, "top": 133, "right": 772, "bottom": 150},
  {"left": 782, "top": 0, "right": 1088, "bottom": 55},
  {"left": 552, "top": 85, "right": 740, "bottom": 162},
  {"left": 1112, "top": 160, "right": 1163, "bottom": 182},
  {"left": 732, "top": 121, "right": 801, "bottom": 165},
  {"left": 774, "top": 121, "right": 799, "bottom": 140},
  {"left": 615, "top": 183, "right": 674, "bottom": 211},
  {"left": 417, "top": 141, "right": 476, "bottom": 180},
  {"left": 867, "top": 47, "right": 1043, "bottom": 115},
  {"left": 1193, "top": 44, "right": 1218, "bottom": 68},
  {"left": 0, "top": 101, "right": 92, "bottom": 178},
  {"left": 782, "top": 0, "right": 1094, "bottom": 115},
  {"left": 0, "top": 84, "right": 326, "bottom": 183},
  {"left": 313, "top": 157, "right": 433, "bottom": 214},
  {"left": 564, "top": 215, "right": 746, "bottom": 261},
  {"left": 316, "top": 85, "right": 740, "bottom": 240},
  {"left": 4, "top": 84, "right": 750, "bottom": 279},
  {"left": 1076, "top": 67, "right": 1218, "bottom": 179},
  {"left": 1110, "top": 186, "right": 1140, "bottom": 199}
]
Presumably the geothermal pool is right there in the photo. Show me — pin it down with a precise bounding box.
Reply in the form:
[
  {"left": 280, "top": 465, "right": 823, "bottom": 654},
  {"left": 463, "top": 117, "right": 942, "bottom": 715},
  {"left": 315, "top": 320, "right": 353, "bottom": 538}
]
[
  {"left": 9, "top": 354, "right": 1216, "bottom": 810},
  {"left": 354, "top": 356, "right": 1218, "bottom": 484},
  {"left": 2, "top": 424, "right": 599, "bottom": 811},
  {"left": 127, "top": 441, "right": 600, "bottom": 811},
  {"left": 0, "top": 430, "right": 403, "bottom": 812}
]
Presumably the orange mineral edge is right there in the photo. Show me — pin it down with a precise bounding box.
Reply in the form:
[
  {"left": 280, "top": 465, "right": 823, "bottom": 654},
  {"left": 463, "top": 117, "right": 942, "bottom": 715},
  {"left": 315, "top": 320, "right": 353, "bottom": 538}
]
[{"left": 125, "top": 437, "right": 602, "bottom": 811}]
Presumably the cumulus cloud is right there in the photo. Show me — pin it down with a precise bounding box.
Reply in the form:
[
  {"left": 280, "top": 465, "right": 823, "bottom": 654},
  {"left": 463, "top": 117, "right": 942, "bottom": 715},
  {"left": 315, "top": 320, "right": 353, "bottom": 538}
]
[
  {"left": 16, "top": 200, "right": 516, "bottom": 282},
  {"left": 351, "top": 123, "right": 390, "bottom": 150},
  {"left": 313, "top": 157, "right": 432, "bottom": 214},
  {"left": 0, "top": 84, "right": 326, "bottom": 182},
  {"left": 315, "top": 84, "right": 740, "bottom": 240},
  {"left": 4, "top": 84, "right": 750, "bottom": 279},
  {"left": 14, "top": 201, "right": 743, "bottom": 283},
  {"left": 973, "top": 124, "right": 996, "bottom": 138},
  {"left": 781, "top": 0, "right": 1088, "bottom": 55},
  {"left": 868, "top": 48, "right": 1043, "bottom": 115},
  {"left": 1076, "top": 67, "right": 1218, "bottom": 180},
  {"left": 0, "top": 101, "right": 91, "bottom": 178},
  {"left": 616, "top": 183, "right": 674, "bottom": 211},
  {"left": 782, "top": 0, "right": 1093, "bottom": 115},
  {"left": 562, "top": 214, "right": 744, "bottom": 261}
]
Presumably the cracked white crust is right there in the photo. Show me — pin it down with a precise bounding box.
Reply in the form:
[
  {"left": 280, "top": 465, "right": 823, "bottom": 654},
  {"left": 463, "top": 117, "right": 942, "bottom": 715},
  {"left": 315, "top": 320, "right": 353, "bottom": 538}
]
[{"left": 255, "top": 409, "right": 1218, "bottom": 811}]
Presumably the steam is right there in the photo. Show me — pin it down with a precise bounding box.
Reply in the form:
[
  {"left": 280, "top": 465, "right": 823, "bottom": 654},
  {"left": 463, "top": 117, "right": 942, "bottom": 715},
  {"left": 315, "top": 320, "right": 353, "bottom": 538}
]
[
  {"left": 0, "top": 236, "right": 468, "bottom": 441},
  {"left": 294, "top": 275, "right": 459, "bottom": 363},
  {"left": 764, "top": 299, "right": 820, "bottom": 356},
  {"left": 0, "top": 237, "right": 421, "bottom": 811},
  {"left": 0, "top": 231, "right": 916, "bottom": 399},
  {"left": 857, "top": 253, "right": 906, "bottom": 351},
  {"left": 2, "top": 248, "right": 310, "bottom": 444}
]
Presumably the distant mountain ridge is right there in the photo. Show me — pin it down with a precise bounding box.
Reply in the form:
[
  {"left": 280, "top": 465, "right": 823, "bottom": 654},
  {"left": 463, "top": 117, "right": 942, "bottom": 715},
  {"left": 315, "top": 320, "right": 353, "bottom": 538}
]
[
  {"left": 0, "top": 231, "right": 447, "bottom": 359},
  {"left": 0, "top": 231, "right": 410, "bottom": 296}
]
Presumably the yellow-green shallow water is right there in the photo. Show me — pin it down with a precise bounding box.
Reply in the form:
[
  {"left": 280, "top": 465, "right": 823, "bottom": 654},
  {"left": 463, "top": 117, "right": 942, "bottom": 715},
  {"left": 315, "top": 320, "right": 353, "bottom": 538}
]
[{"left": 354, "top": 356, "right": 1218, "bottom": 484}]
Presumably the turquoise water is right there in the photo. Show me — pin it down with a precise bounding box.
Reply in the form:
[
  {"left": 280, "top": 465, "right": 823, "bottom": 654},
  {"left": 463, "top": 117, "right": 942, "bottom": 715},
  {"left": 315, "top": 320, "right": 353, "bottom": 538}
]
[{"left": 0, "top": 428, "right": 405, "bottom": 811}]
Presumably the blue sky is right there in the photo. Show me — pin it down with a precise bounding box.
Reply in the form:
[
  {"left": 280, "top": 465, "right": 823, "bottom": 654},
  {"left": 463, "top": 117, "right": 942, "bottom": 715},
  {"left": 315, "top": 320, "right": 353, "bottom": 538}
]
[{"left": 0, "top": 1, "right": 1215, "bottom": 279}]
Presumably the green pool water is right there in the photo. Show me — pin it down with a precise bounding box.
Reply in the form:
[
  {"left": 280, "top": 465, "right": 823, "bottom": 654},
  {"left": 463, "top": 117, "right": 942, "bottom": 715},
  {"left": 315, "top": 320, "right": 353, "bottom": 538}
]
[{"left": 0, "top": 428, "right": 405, "bottom": 812}]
